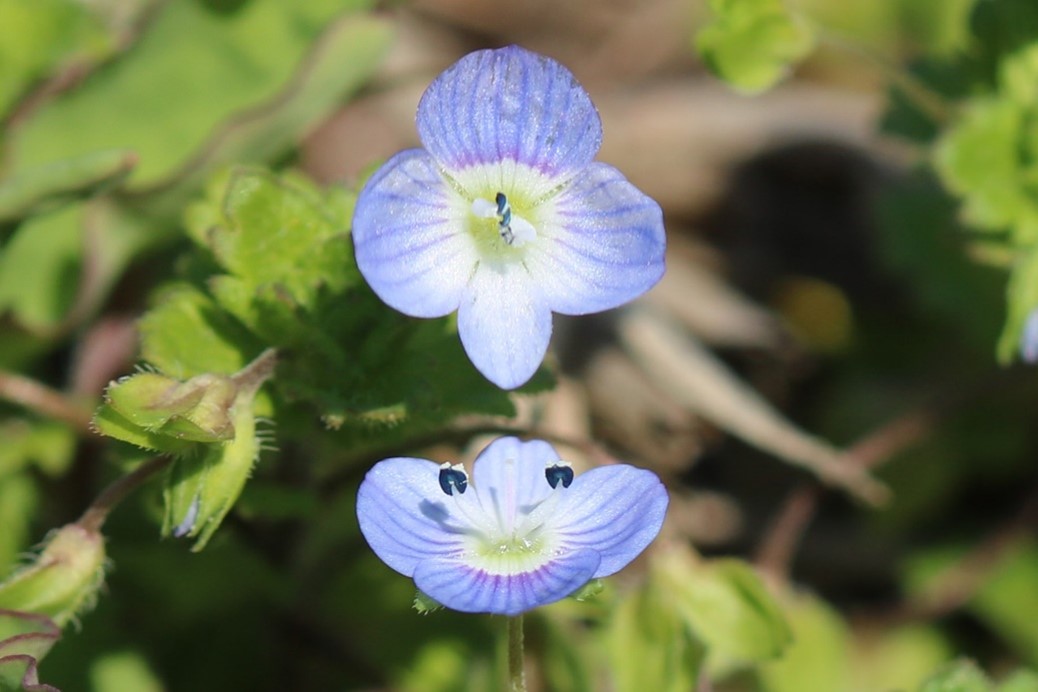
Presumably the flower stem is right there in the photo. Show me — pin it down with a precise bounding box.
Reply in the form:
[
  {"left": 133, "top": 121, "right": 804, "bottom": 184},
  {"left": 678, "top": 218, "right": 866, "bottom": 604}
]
[{"left": 508, "top": 614, "right": 526, "bottom": 692}]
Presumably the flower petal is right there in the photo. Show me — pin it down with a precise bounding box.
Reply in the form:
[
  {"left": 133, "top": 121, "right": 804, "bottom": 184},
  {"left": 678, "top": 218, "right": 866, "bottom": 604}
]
[
  {"left": 356, "top": 457, "right": 476, "bottom": 577},
  {"left": 413, "top": 548, "right": 601, "bottom": 615},
  {"left": 416, "top": 46, "right": 602, "bottom": 194},
  {"left": 352, "top": 149, "right": 477, "bottom": 318},
  {"left": 528, "top": 162, "right": 666, "bottom": 315},
  {"left": 470, "top": 437, "right": 556, "bottom": 531},
  {"left": 457, "top": 261, "right": 551, "bottom": 389},
  {"left": 553, "top": 465, "right": 668, "bottom": 577}
]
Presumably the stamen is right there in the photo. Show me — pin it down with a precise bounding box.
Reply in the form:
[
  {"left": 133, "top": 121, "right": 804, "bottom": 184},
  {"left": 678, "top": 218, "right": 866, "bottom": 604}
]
[
  {"left": 438, "top": 462, "right": 468, "bottom": 496},
  {"left": 545, "top": 460, "right": 574, "bottom": 489},
  {"left": 471, "top": 193, "right": 537, "bottom": 247}
]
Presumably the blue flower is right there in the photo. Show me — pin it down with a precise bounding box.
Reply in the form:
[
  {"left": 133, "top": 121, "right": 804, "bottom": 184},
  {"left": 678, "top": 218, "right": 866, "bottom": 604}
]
[
  {"left": 356, "top": 436, "right": 668, "bottom": 616},
  {"left": 352, "top": 46, "right": 667, "bottom": 389}
]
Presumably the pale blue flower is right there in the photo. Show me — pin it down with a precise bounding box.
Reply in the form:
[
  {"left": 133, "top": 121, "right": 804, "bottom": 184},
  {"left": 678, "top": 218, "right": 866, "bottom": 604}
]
[
  {"left": 356, "top": 436, "right": 668, "bottom": 616},
  {"left": 352, "top": 46, "right": 667, "bottom": 389}
]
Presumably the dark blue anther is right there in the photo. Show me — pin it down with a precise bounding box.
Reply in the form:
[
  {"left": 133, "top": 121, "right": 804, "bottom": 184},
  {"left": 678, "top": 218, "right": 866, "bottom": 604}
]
[
  {"left": 545, "top": 462, "right": 574, "bottom": 489},
  {"left": 438, "top": 463, "right": 468, "bottom": 495},
  {"left": 495, "top": 192, "right": 512, "bottom": 227}
]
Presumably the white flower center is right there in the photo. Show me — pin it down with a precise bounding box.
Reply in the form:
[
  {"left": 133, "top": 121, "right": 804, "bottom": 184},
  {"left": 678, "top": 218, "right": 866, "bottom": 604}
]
[
  {"left": 471, "top": 193, "right": 537, "bottom": 247},
  {"left": 437, "top": 458, "right": 570, "bottom": 575}
]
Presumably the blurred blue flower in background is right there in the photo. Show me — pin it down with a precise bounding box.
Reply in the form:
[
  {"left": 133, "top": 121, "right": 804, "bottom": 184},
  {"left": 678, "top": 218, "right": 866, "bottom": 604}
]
[
  {"left": 351, "top": 46, "right": 667, "bottom": 389},
  {"left": 356, "top": 436, "right": 668, "bottom": 616}
]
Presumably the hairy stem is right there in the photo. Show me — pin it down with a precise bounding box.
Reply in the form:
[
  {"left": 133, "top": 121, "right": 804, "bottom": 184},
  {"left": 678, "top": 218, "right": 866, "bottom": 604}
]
[{"left": 508, "top": 614, "right": 526, "bottom": 692}]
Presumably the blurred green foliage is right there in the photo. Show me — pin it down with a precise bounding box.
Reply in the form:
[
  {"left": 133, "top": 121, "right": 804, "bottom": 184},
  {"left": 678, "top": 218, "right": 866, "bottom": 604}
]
[{"left": 0, "top": 0, "right": 1036, "bottom": 689}]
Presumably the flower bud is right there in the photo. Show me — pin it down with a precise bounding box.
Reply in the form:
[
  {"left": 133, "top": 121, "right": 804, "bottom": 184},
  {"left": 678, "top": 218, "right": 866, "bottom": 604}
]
[{"left": 0, "top": 524, "right": 106, "bottom": 627}]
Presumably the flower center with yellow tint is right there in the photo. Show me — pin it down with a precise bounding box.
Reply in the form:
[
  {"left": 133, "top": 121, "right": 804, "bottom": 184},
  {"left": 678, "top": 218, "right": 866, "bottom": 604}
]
[{"left": 469, "top": 191, "right": 538, "bottom": 257}]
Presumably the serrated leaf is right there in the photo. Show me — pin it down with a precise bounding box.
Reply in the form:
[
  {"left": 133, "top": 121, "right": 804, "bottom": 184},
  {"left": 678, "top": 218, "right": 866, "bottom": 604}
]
[
  {"left": 935, "top": 98, "right": 1038, "bottom": 238},
  {"left": 696, "top": 0, "right": 815, "bottom": 93},
  {"left": 138, "top": 284, "right": 260, "bottom": 378}
]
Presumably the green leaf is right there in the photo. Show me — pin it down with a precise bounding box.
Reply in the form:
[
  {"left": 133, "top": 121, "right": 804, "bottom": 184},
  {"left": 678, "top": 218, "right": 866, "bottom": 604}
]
[
  {"left": 695, "top": 0, "right": 815, "bottom": 93},
  {"left": 970, "top": 542, "right": 1038, "bottom": 666},
  {"left": 0, "top": 203, "right": 81, "bottom": 331},
  {"left": 998, "top": 669, "right": 1038, "bottom": 692},
  {"left": 757, "top": 590, "right": 850, "bottom": 692},
  {"left": 138, "top": 284, "right": 261, "bottom": 379},
  {"left": 0, "top": 149, "right": 136, "bottom": 222},
  {"left": 654, "top": 549, "right": 792, "bottom": 670},
  {"left": 0, "top": 420, "right": 75, "bottom": 477},
  {"left": 998, "top": 244, "right": 1038, "bottom": 362},
  {"left": 934, "top": 98, "right": 1038, "bottom": 239},
  {"left": 189, "top": 168, "right": 358, "bottom": 312},
  {"left": 0, "top": 476, "right": 37, "bottom": 575},
  {"left": 0, "top": 0, "right": 112, "bottom": 118},
  {"left": 89, "top": 650, "right": 163, "bottom": 692},
  {"left": 7, "top": 0, "right": 367, "bottom": 186},
  {"left": 851, "top": 625, "right": 952, "bottom": 692},
  {"left": 919, "top": 659, "right": 992, "bottom": 692},
  {"left": 607, "top": 582, "right": 704, "bottom": 692}
]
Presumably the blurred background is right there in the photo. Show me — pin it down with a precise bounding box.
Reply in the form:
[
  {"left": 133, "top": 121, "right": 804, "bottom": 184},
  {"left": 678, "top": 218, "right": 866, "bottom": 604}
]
[{"left": 1, "top": 0, "right": 1037, "bottom": 690}]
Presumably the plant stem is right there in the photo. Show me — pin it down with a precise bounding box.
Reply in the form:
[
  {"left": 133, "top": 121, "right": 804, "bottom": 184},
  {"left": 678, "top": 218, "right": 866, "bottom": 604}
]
[
  {"left": 78, "top": 456, "right": 172, "bottom": 532},
  {"left": 508, "top": 614, "right": 526, "bottom": 692},
  {"left": 0, "top": 369, "right": 94, "bottom": 433}
]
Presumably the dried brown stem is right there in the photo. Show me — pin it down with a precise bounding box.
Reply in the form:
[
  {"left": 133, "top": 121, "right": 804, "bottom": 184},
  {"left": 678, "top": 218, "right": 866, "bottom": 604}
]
[{"left": 756, "top": 409, "right": 936, "bottom": 580}]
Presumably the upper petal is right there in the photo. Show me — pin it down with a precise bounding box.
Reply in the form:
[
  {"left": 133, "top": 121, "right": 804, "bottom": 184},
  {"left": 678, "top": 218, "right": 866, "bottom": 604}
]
[
  {"left": 416, "top": 46, "right": 602, "bottom": 196},
  {"left": 356, "top": 456, "right": 475, "bottom": 577},
  {"left": 457, "top": 261, "right": 552, "bottom": 389},
  {"left": 527, "top": 162, "right": 666, "bottom": 315},
  {"left": 470, "top": 437, "right": 557, "bottom": 532},
  {"left": 552, "top": 464, "right": 668, "bottom": 578},
  {"left": 413, "top": 548, "right": 600, "bottom": 616},
  {"left": 352, "top": 149, "right": 477, "bottom": 318}
]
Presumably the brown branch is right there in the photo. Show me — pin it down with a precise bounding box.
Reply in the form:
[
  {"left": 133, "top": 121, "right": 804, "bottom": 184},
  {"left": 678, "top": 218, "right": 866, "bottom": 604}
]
[
  {"left": 0, "top": 369, "right": 94, "bottom": 433},
  {"left": 755, "top": 409, "right": 936, "bottom": 580}
]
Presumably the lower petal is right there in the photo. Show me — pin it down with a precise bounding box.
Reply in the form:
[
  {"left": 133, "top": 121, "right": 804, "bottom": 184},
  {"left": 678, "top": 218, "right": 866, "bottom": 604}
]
[
  {"left": 457, "top": 262, "right": 552, "bottom": 389},
  {"left": 528, "top": 162, "right": 666, "bottom": 315},
  {"left": 352, "top": 149, "right": 476, "bottom": 318},
  {"left": 413, "top": 548, "right": 601, "bottom": 615}
]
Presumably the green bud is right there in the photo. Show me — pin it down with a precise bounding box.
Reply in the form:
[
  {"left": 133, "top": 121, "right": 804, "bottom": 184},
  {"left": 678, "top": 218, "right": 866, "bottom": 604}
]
[
  {"left": 103, "top": 371, "right": 238, "bottom": 443},
  {"left": 161, "top": 350, "right": 276, "bottom": 551},
  {"left": 0, "top": 524, "right": 106, "bottom": 627}
]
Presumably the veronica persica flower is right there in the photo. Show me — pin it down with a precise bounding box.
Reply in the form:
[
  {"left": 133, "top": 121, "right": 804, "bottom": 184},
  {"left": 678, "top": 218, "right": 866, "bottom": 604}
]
[
  {"left": 352, "top": 46, "right": 667, "bottom": 389},
  {"left": 356, "top": 436, "right": 668, "bottom": 616}
]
